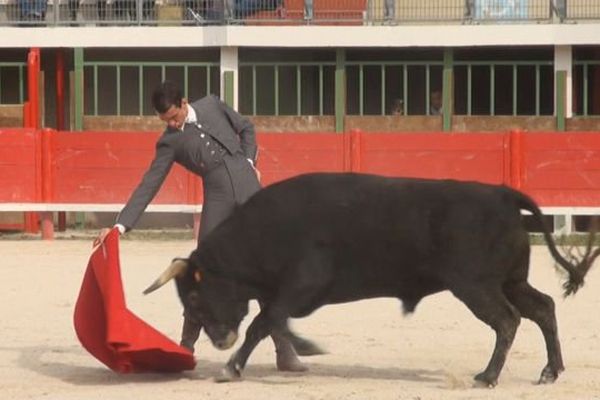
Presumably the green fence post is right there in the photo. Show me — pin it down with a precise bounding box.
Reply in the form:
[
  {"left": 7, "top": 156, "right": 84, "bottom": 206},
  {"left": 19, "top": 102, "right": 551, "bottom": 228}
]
[
  {"left": 223, "top": 70, "right": 234, "bottom": 108},
  {"left": 443, "top": 48, "right": 453, "bottom": 132},
  {"left": 335, "top": 49, "right": 346, "bottom": 133},
  {"left": 556, "top": 70, "right": 566, "bottom": 131},
  {"left": 74, "top": 48, "right": 84, "bottom": 131}
]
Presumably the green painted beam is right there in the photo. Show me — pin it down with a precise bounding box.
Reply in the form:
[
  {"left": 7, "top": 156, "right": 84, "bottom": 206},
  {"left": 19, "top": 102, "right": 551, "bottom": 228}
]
[
  {"left": 442, "top": 48, "right": 453, "bottom": 132},
  {"left": 74, "top": 48, "right": 84, "bottom": 131},
  {"left": 223, "top": 70, "right": 234, "bottom": 108},
  {"left": 556, "top": 70, "right": 566, "bottom": 131},
  {"left": 335, "top": 49, "right": 346, "bottom": 133}
]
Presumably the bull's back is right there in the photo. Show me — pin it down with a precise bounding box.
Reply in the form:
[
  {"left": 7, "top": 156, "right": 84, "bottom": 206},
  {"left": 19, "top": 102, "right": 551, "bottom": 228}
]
[
  {"left": 223, "top": 173, "right": 529, "bottom": 300},
  {"left": 248, "top": 173, "right": 522, "bottom": 234}
]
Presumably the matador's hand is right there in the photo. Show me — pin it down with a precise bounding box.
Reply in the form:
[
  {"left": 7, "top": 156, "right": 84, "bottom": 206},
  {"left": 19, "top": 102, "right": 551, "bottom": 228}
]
[{"left": 93, "top": 228, "right": 111, "bottom": 248}]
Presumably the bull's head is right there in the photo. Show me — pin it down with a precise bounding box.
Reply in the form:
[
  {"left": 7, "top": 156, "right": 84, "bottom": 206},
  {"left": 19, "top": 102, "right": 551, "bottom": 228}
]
[{"left": 143, "top": 256, "right": 249, "bottom": 351}]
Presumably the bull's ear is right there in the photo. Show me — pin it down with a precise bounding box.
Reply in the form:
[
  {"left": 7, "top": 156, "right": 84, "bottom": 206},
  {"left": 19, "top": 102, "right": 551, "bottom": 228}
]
[{"left": 143, "top": 258, "right": 189, "bottom": 295}]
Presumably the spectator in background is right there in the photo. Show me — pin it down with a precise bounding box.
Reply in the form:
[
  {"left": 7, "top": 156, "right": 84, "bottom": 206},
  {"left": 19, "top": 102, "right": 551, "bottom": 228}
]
[
  {"left": 114, "top": 0, "right": 136, "bottom": 21},
  {"left": 304, "top": 0, "right": 312, "bottom": 22},
  {"left": 68, "top": 0, "right": 79, "bottom": 25},
  {"left": 234, "top": 0, "right": 281, "bottom": 19},
  {"left": 384, "top": 0, "right": 394, "bottom": 23},
  {"left": 464, "top": 0, "right": 474, "bottom": 19},
  {"left": 390, "top": 98, "right": 404, "bottom": 116},
  {"left": 18, "top": 0, "right": 47, "bottom": 25},
  {"left": 114, "top": 0, "right": 155, "bottom": 23},
  {"left": 429, "top": 90, "right": 443, "bottom": 115},
  {"left": 142, "top": 0, "right": 156, "bottom": 23},
  {"left": 184, "top": 0, "right": 204, "bottom": 24},
  {"left": 185, "top": 0, "right": 225, "bottom": 25},
  {"left": 552, "top": 0, "right": 566, "bottom": 22},
  {"left": 97, "top": 0, "right": 108, "bottom": 25}
]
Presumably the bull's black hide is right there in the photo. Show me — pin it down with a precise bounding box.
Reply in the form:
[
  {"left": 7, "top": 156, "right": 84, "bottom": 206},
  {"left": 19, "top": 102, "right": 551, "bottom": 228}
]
[{"left": 146, "top": 173, "right": 599, "bottom": 386}]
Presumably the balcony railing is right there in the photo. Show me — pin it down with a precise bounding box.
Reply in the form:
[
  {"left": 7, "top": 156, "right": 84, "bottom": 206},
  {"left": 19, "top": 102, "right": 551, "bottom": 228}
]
[
  {"left": 0, "top": 0, "right": 598, "bottom": 26},
  {"left": 82, "top": 61, "right": 220, "bottom": 115}
]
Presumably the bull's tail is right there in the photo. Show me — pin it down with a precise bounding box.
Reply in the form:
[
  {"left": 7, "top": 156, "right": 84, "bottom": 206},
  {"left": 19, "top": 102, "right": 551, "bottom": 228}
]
[{"left": 514, "top": 190, "right": 600, "bottom": 296}]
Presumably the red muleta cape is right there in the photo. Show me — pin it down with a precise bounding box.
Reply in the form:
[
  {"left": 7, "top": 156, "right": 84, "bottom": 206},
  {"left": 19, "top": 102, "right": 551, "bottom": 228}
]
[{"left": 73, "top": 228, "right": 196, "bottom": 373}]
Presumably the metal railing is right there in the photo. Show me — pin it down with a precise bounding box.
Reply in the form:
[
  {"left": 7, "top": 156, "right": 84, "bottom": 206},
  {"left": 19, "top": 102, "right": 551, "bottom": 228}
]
[
  {"left": 454, "top": 60, "right": 555, "bottom": 116},
  {"left": 573, "top": 60, "right": 600, "bottom": 116},
  {"left": 345, "top": 60, "right": 556, "bottom": 116},
  {"left": 345, "top": 61, "right": 444, "bottom": 116},
  {"left": 0, "top": 0, "right": 599, "bottom": 26},
  {"left": 238, "top": 61, "right": 336, "bottom": 116},
  {"left": 82, "top": 61, "right": 219, "bottom": 115},
  {"left": 561, "top": 0, "right": 600, "bottom": 21},
  {"left": 237, "top": 59, "right": 560, "bottom": 117}
]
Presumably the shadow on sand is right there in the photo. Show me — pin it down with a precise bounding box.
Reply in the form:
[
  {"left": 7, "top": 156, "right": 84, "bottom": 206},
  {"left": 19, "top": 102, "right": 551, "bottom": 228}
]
[{"left": 10, "top": 344, "right": 445, "bottom": 386}]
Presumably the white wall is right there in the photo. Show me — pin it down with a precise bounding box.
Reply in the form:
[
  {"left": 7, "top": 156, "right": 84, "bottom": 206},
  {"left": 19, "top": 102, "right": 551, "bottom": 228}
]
[{"left": 2, "top": 23, "right": 600, "bottom": 48}]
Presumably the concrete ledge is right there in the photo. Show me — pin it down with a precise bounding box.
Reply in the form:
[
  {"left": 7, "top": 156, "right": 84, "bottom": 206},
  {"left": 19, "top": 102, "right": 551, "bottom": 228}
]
[
  {"left": 0, "top": 203, "right": 202, "bottom": 239},
  {"left": 0, "top": 203, "right": 202, "bottom": 212},
  {"left": 2, "top": 23, "right": 600, "bottom": 48}
]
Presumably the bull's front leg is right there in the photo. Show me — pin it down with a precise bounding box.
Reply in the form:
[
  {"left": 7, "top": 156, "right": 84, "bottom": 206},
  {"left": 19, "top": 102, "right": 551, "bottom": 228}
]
[{"left": 216, "top": 310, "right": 282, "bottom": 382}]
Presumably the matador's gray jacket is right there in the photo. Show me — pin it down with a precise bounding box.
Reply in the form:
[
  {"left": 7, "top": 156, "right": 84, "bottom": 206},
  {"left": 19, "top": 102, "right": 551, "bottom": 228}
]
[{"left": 116, "top": 95, "right": 261, "bottom": 239}]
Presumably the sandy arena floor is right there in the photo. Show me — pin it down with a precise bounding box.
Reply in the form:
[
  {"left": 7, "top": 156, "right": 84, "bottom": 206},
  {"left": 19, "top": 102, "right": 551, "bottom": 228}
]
[{"left": 0, "top": 238, "right": 599, "bottom": 400}]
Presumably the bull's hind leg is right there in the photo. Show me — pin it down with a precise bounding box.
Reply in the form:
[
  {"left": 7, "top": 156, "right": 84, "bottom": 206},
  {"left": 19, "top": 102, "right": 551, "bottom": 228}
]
[
  {"left": 284, "top": 331, "right": 325, "bottom": 356},
  {"left": 452, "top": 286, "right": 521, "bottom": 387},
  {"left": 504, "top": 281, "right": 564, "bottom": 384},
  {"left": 271, "top": 329, "right": 308, "bottom": 372}
]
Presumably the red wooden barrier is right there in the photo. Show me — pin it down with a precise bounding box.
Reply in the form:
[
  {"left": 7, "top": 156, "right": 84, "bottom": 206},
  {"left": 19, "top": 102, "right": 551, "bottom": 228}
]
[
  {"left": 23, "top": 48, "right": 41, "bottom": 233},
  {"left": 518, "top": 132, "right": 600, "bottom": 207},
  {"left": 509, "top": 130, "right": 523, "bottom": 189},
  {"left": 0, "top": 128, "right": 40, "bottom": 231},
  {"left": 47, "top": 130, "right": 201, "bottom": 205},
  {"left": 357, "top": 132, "right": 511, "bottom": 185},
  {"left": 257, "top": 132, "right": 347, "bottom": 186},
  {"left": 26, "top": 48, "right": 40, "bottom": 130},
  {"left": 3, "top": 129, "right": 600, "bottom": 238},
  {"left": 0, "top": 128, "right": 40, "bottom": 203},
  {"left": 43, "top": 131, "right": 345, "bottom": 205},
  {"left": 55, "top": 50, "right": 66, "bottom": 132},
  {"left": 22, "top": 102, "right": 31, "bottom": 128}
]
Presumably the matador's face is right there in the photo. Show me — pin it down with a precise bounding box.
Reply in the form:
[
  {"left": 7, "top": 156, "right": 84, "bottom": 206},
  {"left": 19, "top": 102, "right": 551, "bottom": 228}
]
[{"left": 158, "top": 98, "right": 188, "bottom": 130}]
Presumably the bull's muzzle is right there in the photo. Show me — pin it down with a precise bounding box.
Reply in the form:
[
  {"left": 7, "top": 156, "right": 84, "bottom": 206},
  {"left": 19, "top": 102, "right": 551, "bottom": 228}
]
[{"left": 213, "top": 331, "right": 238, "bottom": 350}]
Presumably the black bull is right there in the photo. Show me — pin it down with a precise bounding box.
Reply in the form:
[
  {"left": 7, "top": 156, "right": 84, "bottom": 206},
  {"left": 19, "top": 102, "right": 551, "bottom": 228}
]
[{"left": 144, "top": 173, "right": 599, "bottom": 385}]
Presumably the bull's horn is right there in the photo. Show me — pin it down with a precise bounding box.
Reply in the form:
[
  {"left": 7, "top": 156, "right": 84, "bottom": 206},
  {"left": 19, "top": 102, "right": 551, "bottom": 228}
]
[{"left": 143, "top": 259, "right": 188, "bottom": 295}]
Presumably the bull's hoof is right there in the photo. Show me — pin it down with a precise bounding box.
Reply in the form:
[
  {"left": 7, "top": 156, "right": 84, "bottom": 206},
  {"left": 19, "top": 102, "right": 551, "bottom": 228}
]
[
  {"left": 276, "top": 352, "right": 309, "bottom": 372},
  {"left": 292, "top": 339, "right": 326, "bottom": 357},
  {"left": 537, "top": 365, "right": 562, "bottom": 384},
  {"left": 473, "top": 372, "right": 497, "bottom": 388},
  {"left": 214, "top": 364, "right": 242, "bottom": 383}
]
